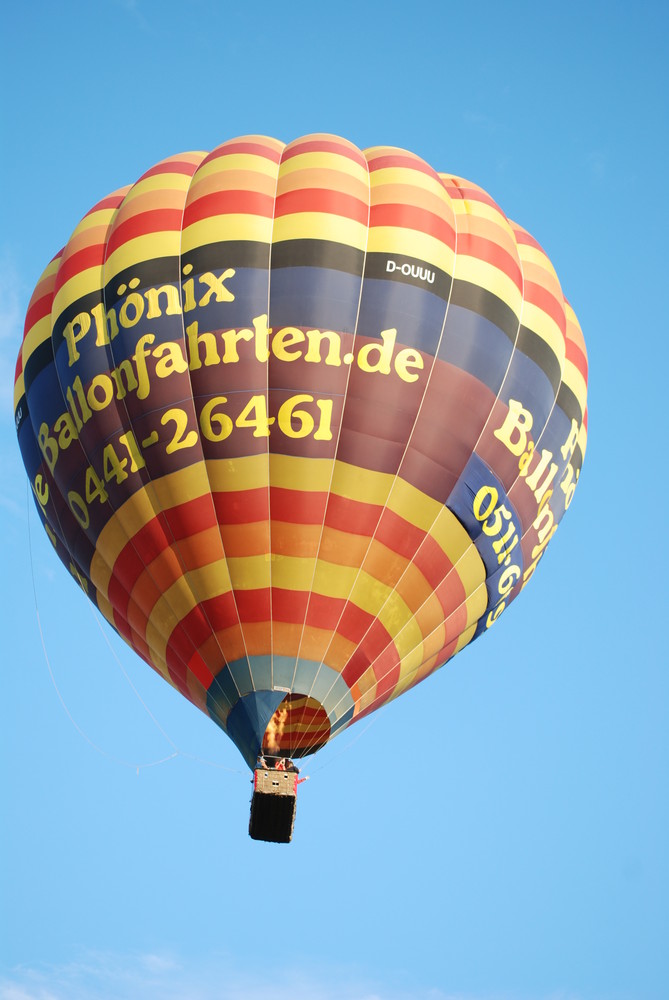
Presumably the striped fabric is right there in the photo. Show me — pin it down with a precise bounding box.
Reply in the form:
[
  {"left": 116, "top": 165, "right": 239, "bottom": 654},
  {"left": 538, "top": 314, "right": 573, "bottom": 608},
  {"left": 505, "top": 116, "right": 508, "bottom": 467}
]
[{"left": 14, "top": 134, "right": 588, "bottom": 768}]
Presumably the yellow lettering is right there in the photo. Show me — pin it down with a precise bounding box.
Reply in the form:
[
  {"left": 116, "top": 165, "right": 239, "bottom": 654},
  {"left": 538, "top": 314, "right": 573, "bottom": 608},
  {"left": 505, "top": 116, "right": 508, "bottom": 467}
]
[
  {"left": 357, "top": 328, "right": 396, "bottom": 375},
  {"left": 220, "top": 326, "right": 254, "bottom": 363},
  {"left": 54, "top": 411, "right": 78, "bottom": 450},
  {"left": 91, "top": 302, "right": 119, "bottom": 348},
  {"left": 118, "top": 292, "right": 145, "bottom": 329},
  {"left": 560, "top": 418, "right": 579, "bottom": 462},
  {"left": 87, "top": 374, "right": 114, "bottom": 412},
  {"left": 153, "top": 341, "right": 188, "bottom": 378},
  {"left": 494, "top": 398, "right": 534, "bottom": 457},
  {"left": 144, "top": 283, "right": 182, "bottom": 319},
  {"left": 198, "top": 268, "right": 236, "bottom": 307},
  {"left": 132, "top": 334, "right": 155, "bottom": 400},
  {"left": 63, "top": 311, "right": 91, "bottom": 366},
  {"left": 272, "top": 326, "right": 305, "bottom": 362},
  {"left": 187, "top": 320, "right": 220, "bottom": 370},
  {"left": 524, "top": 448, "right": 558, "bottom": 503},
  {"left": 38, "top": 422, "right": 58, "bottom": 473},
  {"left": 304, "top": 329, "right": 342, "bottom": 366},
  {"left": 395, "top": 347, "right": 424, "bottom": 383},
  {"left": 111, "top": 359, "right": 139, "bottom": 400},
  {"left": 33, "top": 473, "right": 49, "bottom": 508},
  {"left": 253, "top": 314, "right": 271, "bottom": 362}
]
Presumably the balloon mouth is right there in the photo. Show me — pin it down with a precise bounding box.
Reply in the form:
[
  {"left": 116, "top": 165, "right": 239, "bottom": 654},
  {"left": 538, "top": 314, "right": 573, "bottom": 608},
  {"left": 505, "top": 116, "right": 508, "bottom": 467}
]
[{"left": 261, "top": 694, "right": 331, "bottom": 759}]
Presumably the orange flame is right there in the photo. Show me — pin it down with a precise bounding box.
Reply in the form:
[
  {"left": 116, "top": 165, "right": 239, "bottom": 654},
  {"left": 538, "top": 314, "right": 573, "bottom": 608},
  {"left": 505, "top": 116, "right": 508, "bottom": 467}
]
[{"left": 264, "top": 707, "right": 288, "bottom": 753}]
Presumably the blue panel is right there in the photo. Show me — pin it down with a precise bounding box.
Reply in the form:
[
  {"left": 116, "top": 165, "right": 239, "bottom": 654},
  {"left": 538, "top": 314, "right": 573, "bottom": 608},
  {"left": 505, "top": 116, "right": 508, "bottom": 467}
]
[
  {"left": 356, "top": 278, "right": 447, "bottom": 352},
  {"left": 438, "top": 304, "right": 514, "bottom": 393},
  {"left": 225, "top": 690, "right": 287, "bottom": 770},
  {"left": 248, "top": 654, "right": 273, "bottom": 689},
  {"left": 448, "top": 453, "right": 524, "bottom": 639},
  {"left": 270, "top": 267, "right": 363, "bottom": 332}
]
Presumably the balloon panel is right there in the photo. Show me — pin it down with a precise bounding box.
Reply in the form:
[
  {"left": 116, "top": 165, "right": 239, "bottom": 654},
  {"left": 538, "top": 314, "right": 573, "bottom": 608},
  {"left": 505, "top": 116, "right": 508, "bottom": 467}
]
[{"left": 14, "top": 134, "right": 588, "bottom": 768}]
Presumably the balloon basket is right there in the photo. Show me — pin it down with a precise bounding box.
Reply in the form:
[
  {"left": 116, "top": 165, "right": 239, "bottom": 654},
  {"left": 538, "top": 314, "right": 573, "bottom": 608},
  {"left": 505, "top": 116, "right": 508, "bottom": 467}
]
[{"left": 249, "top": 767, "right": 298, "bottom": 843}]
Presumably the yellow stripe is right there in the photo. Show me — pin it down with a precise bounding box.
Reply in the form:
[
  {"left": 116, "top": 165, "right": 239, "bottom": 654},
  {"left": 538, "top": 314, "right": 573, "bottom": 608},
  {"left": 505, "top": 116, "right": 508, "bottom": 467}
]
[
  {"left": 192, "top": 151, "right": 281, "bottom": 182},
  {"left": 121, "top": 163, "right": 204, "bottom": 201},
  {"left": 520, "top": 299, "right": 566, "bottom": 364},
  {"left": 369, "top": 165, "right": 449, "bottom": 200},
  {"left": 366, "top": 226, "right": 455, "bottom": 271},
  {"left": 52, "top": 269, "right": 104, "bottom": 321},
  {"left": 272, "top": 213, "right": 367, "bottom": 249},
  {"left": 278, "top": 167, "right": 369, "bottom": 203},
  {"left": 453, "top": 256, "right": 523, "bottom": 317},
  {"left": 181, "top": 214, "right": 274, "bottom": 251},
  {"left": 145, "top": 557, "right": 233, "bottom": 661},
  {"left": 450, "top": 196, "right": 516, "bottom": 233},
  {"left": 562, "top": 364, "right": 587, "bottom": 417},
  {"left": 13, "top": 372, "right": 25, "bottom": 411},
  {"left": 454, "top": 619, "right": 477, "bottom": 654},
  {"left": 206, "top": 454, "right": 269, "bottom": 492},
  {"left": 22, "top": 310, "right": 53, "bottom": 361},
  {"left": 104, "top": 234, "right": 182, "bottom": 278},
  {"left": 279, "top": 150, "right": 368, "bottom": 184}
]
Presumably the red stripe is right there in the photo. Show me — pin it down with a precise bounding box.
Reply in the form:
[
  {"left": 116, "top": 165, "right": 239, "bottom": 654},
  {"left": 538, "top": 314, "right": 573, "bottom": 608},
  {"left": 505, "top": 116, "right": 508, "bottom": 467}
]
[
  {"left": 54, "top": 244, "right": 106, "bottom": 294},
  {"left": 270, "top": 487, "right": 327, "bottom": 525},
  {"left": 272, "top": 588, "right": 308, "bottom": 622},
  {"left": 24, "top": 290, "right": 54, "bottom": 338},
  {"left": 325, "top": 494, "right": 381, "bottom": 535},
  {"left": 368, "top": 153, "right": 435, "bottom": 178},
  {"left": 566, "top": 337, "right": 588, "bottom": 381},
  {"left": 369, "top": 203, "right": 455, "bottom": 246},
  {"left": 183, "top": 189, "right": 275, "bottom": 226},
  {"left": 83, "top": 191, "right": 127, "bottom": 218},
  {"left": 441, "top": 180, "right": 499, "bottom": 211},
  {"left": 139, "top": 159, "right": 200, "bottom": 181},
  {"left": 213, "top": 488, "right": 269, "bottom": 525},
  {"left": 106, "top": 208, "right": 184, "bottom": 257},
  {"left": 456, "top": 233, "right": 522, "bottom": 289},
  {"left": 208, "top": 140, "right": 283, "bottom": 163},
  {"left": 282, "top": 138, "right": 366, "bottom": 165},
  {"left": 274, "top": 188, "right": 368, "bottom": 225},
  {"left": 523, "top": 281, "right": 566, "bottom": 337},
  {"left": 514, "top": 227, "right": 543, "bottom": 252}
]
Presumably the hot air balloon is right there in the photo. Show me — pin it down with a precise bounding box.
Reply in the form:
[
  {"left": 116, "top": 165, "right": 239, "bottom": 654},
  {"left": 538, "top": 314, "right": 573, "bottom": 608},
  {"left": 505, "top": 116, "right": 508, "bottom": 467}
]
[{"left": 14, "top": 133, "right": 587, "bottom": 842}]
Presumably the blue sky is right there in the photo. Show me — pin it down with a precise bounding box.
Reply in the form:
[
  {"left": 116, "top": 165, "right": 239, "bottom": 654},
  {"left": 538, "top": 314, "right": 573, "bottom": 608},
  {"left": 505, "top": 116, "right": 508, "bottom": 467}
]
[{"left": 1, "top": 2, "right": 668, "bottom": 999}]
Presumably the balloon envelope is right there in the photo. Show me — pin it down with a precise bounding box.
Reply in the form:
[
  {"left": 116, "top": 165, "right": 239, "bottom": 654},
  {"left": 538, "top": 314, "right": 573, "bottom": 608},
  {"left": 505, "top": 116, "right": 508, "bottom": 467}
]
[{"left": 14, "top": 134, "right": 588, "bottom": 768}]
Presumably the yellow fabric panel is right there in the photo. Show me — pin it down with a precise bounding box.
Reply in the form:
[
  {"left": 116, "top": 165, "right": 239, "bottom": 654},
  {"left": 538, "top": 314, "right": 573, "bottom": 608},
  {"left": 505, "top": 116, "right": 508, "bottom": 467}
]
[
  {"left": 272, "top": 212, "right": 368, "bottom": 249},
  {"left": 366, "top": 226, "right": 455, "bottom": 272},
  {"left": 206, "top": 454, "right": 270, "bottom": 492},
  {"left": 452, "top": 256, "right": 523, "bottom": 317},
  {"left": 520, "top": 298, "right": 566, "bottom": 365},
  {"left": 279, "top": 149, "right": 369, "bottom": 184},
  {"left": 369, "top": 179, "right": 454, "bottom": 218},
  {"left": 51, "top": 264, "right": 107, "bottom": 321},
  {"left": 190, "top": 151, "right": 280, "bottom": 184},
  {"left": 368, "top": 164, "right": 452, "bottom": 200},
  {"left": 145, "top": 558, "right": 233, "bottom": 661},
  {"left": 181, "top": 213, "right": 275, "bottom": 251},
  {"left": 271, "top": 520, "right": 325, "bottom": 560},
  {"left": 91, "top": 464, "right": 220, "bottom": 594},
  {"left": 121, "top": 166, "right": 203, "bottom": 202},
  {"left": 277, "top": 166, "right": 369, "bottom": 202},
  {"left": 454, "top": 620, "right": 478, "bottom": 654},
  {"left": 317, "top": 525, "right": 369, "bottom": 569},
  {"left": 330, "top": 459, "right": 393, "bottom": 505},
  {"left": 103, "top": 234, "right": 182, "bottom": 280},
  {"left": 227, "top": 553, "right": 280, "bottom": 590}
]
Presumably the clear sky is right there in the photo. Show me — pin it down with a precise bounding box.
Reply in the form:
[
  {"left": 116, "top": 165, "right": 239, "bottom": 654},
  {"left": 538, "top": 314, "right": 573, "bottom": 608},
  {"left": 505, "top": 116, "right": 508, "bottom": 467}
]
[{"left": 1, "top": 2, "right": 668, "bottom": 999}]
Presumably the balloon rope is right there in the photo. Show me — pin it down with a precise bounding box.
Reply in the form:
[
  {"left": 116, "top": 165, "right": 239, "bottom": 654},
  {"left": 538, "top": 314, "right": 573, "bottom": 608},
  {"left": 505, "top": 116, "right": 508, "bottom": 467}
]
[
  {"left": 305, "top": 717, "right": 376, "bottom": 775},
  {"left": 26, "top": 483, "right": 242, "bottom": 775}
]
